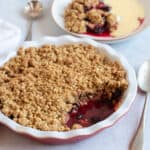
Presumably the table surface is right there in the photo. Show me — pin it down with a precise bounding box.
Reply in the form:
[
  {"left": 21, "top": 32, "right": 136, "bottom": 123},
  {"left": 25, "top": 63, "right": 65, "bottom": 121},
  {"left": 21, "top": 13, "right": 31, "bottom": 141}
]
[{"left": 0, "top": 0, "right": 150, "bottom": 150}]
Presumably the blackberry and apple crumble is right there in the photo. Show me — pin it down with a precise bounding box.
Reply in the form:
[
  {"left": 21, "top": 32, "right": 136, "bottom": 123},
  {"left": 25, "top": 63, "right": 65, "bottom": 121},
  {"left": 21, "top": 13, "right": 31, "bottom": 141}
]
[
  {"left": 64, "top": 0, "right": 118, "bottom": 36},
  {"left": 0, "top": 44, "right": 128, "bottom": 131},
  {"left": 64, "top": 0, "right": 145, "bottom": 37}
]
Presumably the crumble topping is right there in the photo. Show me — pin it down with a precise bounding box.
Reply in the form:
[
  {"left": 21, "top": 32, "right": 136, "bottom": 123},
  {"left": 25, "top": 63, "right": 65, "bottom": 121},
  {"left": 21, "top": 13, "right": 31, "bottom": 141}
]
[
  {"left": 64, "top": 0, "right": 118, "bottom": 34},
  {"left": 0, "top": 44, "right": 128, "bottom": 131}
]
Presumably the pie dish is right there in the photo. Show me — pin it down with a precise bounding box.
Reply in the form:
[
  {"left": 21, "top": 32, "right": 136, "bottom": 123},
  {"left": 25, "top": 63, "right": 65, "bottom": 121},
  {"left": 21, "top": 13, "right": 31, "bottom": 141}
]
[
  {"left": 0, "top": 38, "right": 128, "bottom": 131},
  {"left": 0, "top": 36, "right": 137, "bottom": 143},
  {"left": 51, "top": 0, "right": 149, "bottom": 43}
]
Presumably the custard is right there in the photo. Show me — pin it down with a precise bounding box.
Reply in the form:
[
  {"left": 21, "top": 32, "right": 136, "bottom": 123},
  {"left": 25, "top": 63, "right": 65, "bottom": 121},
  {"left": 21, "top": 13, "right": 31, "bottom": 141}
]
[{"left": 105, "top": 0, "right": 145, "bottom": 37}]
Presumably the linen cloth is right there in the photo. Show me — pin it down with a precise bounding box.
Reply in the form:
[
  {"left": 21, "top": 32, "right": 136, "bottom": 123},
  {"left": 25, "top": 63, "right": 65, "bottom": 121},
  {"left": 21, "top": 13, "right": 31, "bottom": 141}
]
[
  {"left": 0, "top": 19, "right": 21, "bottom": 65},
  {"left": 0, "top": 0, "right": 150, "bottom": 150}
]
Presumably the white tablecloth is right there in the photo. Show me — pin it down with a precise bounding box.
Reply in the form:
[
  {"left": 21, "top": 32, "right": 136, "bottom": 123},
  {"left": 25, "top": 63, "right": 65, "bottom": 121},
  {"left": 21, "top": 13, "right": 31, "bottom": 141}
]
[{"left": 0, "top": 0, "right": 150, "bottom": 150}]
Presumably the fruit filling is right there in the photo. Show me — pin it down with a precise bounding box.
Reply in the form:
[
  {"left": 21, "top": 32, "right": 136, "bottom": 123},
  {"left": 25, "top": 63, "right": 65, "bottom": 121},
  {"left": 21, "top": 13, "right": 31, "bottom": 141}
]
[{"left": 67, "top": 88, "right": 123, "bottom": 129}]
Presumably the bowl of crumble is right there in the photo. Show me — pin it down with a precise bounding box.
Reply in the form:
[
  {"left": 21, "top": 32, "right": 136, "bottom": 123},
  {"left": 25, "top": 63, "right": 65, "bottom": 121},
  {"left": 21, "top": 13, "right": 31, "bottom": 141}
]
[
  {"left": 0, "top": 36, "right": 137, "bottom": 144},
  {"left": 51, "top": 0, "right": 149, "bottom": 42}
]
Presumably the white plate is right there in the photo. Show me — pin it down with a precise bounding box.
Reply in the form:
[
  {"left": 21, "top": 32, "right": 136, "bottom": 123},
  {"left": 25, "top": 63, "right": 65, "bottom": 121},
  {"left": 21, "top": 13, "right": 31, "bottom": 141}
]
[
  {"left": 51, "top": 0, "right": 150, "bottom": 43},
  {"left": 0, "top": 36, "right": 137, "bottom": 143}
]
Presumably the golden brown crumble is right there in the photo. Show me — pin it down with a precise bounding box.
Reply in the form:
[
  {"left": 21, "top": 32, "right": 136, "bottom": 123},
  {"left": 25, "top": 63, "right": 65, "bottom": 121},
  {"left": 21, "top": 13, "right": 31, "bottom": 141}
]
[
  {"left": 64, "top": 0, "right": 118, "bottom": 34},
  {"left": 87, "top": 9, "right": 105, "bottom": 25},
  {"left": 0, "top": 44, "right": 128, "bottom": 131}
]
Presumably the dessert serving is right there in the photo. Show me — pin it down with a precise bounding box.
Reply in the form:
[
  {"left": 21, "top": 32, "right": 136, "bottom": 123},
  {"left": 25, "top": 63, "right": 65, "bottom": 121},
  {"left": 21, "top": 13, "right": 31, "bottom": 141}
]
[
  {"left": 0, "top": 43, "right": 128, "bottom": 131},
  {"left": 64, "top": 0, "right": 145, "bottom": 38}
]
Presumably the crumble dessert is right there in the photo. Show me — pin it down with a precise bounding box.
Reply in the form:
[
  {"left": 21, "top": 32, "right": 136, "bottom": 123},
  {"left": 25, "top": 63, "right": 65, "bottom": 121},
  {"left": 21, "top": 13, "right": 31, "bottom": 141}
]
[
  {"left": 64, "top": 0, "right": 145, "bottom": 37},
  {"left": 0, "top": 44, "right": 128, "bottom": 131},
  {"left": 64, "top": 0, "right": 118, "bottom": 35}
]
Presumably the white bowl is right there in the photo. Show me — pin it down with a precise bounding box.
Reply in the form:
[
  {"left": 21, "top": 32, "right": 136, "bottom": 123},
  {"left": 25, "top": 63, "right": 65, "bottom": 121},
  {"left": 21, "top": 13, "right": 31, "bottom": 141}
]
[
  {"left": 0, "top": 36, "right": 137, "bottom": 144},
  {"left": 51, "top": 0, "right": 150, "bottom": 43}
]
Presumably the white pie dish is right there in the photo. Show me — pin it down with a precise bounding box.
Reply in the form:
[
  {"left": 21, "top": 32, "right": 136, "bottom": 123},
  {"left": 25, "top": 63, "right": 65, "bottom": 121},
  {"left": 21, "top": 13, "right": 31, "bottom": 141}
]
[
  {"left": 0, "top": 36, "right": 137, "bottom": 144},
  {"left": 51, "top": 0, "right": 150, "bottom": 43}
]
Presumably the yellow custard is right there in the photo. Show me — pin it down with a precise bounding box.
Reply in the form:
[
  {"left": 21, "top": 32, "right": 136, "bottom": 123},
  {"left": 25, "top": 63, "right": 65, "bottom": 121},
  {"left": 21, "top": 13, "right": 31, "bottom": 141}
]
[{"left": 105, "top": 0, "right": 145, "bottom": 37}]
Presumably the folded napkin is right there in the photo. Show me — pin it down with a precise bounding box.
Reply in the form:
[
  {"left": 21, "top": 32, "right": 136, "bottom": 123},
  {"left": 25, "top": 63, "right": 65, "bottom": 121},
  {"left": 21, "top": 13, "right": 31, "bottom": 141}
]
[{"left": 0, "top": 19, "right": 21, "bottom": 60}]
